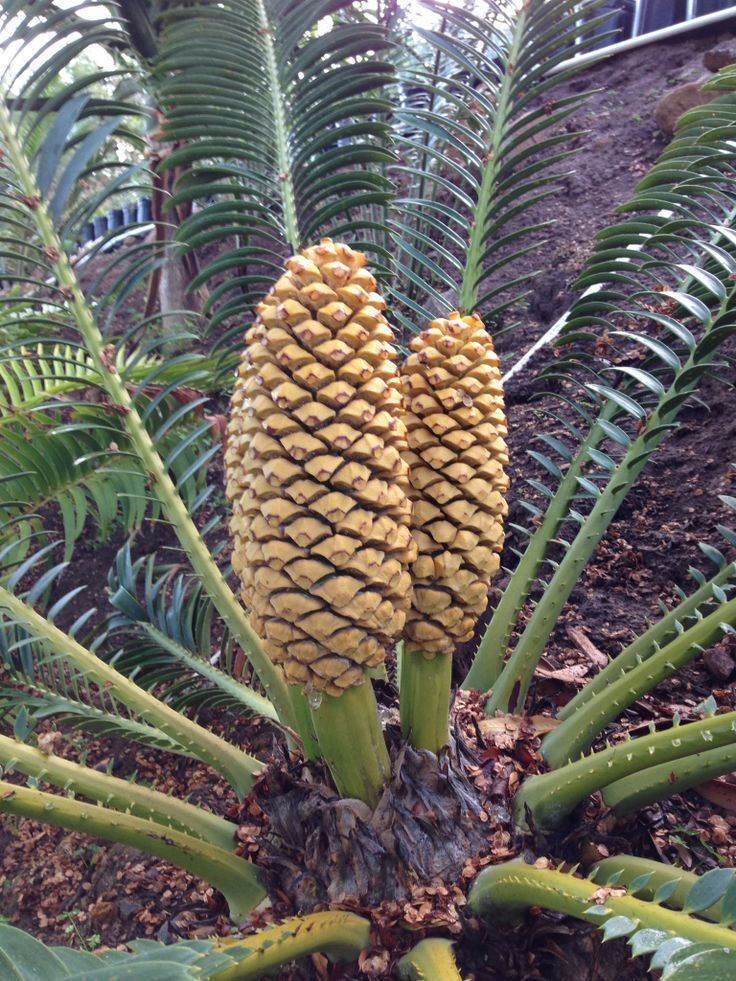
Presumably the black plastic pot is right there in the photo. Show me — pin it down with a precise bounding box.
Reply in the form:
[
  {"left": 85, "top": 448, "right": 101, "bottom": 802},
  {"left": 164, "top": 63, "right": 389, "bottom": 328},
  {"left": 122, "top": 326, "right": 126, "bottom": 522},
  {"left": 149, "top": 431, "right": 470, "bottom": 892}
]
[
  {"left": 93, "top": 215, "right": 107, "bottom": 238},
  {"left": 137, "top": 197, "right": 152, "bottom": 222}
]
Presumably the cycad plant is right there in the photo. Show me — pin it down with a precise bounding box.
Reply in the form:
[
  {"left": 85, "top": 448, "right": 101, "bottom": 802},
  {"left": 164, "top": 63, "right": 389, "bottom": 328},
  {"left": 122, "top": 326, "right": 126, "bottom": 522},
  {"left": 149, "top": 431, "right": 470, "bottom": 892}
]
[{"left": 1, "top": 0, "right": 736, "bottom": 975}]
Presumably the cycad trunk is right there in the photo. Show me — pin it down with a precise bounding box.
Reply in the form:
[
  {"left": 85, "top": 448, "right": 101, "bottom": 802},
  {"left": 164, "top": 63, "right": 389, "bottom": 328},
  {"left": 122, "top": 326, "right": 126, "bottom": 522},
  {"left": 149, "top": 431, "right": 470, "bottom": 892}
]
[
  {"left": 159, "top": 215, "right": 199, "bottom": 317},
  {"left": 148, "top": 140, "right": 200, "bottom": 320},
  {"left": 252, "top": 739, "right": 490, "bottom": 909}
]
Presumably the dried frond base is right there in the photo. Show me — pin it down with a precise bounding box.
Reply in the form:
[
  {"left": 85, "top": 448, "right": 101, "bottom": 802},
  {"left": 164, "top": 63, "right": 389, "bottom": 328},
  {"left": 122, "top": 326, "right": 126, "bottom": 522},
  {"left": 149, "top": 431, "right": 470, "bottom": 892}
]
[{"left": 252, "top": 740, "right": 495, "bottom": 910}]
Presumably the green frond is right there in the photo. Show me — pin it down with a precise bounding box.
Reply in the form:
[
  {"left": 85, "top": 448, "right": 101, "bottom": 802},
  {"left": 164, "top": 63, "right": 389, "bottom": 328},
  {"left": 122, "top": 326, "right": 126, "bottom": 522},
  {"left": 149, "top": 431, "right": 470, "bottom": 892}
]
[
  {"left": 397, "top": 938, "right": 462, "bottom": 981},
  {"left": 0, "top": 71, "right": 298, "bottom": 730},
  {"left": 0, "top": 399, "right": 214, "bottom": 563},
  {"left": 0, "top": 579, "right": 191, "bottom": 757},
  {"left": 541, "top": 570, "right": 736, "bottom": 766},
  {"left": 0, "top": 910, "right": 371, "bottom": 979},
  {"left": 464, "top": 83, "right": 736, "bottom": 709},
  {"left": 0, "top": 0, "right": 150, "bottom": 241},
  {"left": 389, "top": 0, "right": 607, "bottom": 330},
  {"left": 0, "top": 780, "right": 265, "bottom": 921},
  {"left": 591, "top": 856, "right": 732, "bottom": 925},
  {"left": 516, "top": 709, "right": 736, "bottom": 830},
  {"left": 470, "top": 861, "right": 736, "bottom": 978},
  {"left": 157, "top": 0, "right": 395, "bottom": 353},
  {"left": 0, "top": 730, "right": 238, "bottom": 849},
  {"left": 0, "top": 342, "right": 219, "bottom": 421},
  {"left": 106, "top": 545, "right": 278, "bottom": 722},
  {"left": 0, "top": 565, "right": 264, "bottom": 797}
]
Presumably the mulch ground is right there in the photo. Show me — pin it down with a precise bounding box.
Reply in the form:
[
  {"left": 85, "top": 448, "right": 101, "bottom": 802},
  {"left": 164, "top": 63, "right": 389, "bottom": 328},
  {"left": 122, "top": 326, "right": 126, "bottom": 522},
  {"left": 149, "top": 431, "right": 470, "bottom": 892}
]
[{"left": 1, "top": 24, "right": 736, "bottom": 981}]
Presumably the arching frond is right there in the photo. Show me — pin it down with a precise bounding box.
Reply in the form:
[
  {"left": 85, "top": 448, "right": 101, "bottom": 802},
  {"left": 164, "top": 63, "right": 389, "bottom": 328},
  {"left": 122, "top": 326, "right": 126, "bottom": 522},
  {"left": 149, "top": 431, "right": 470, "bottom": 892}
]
[
  {"left": 105, "top": 545, "right": 278, "bottom": 721},
  {"left": 465, "top": 79, "right": 736, "bottom": 710},
  {"left": 0, "top": 556, "right": 189, "bottom": 756},
  {"left": 157, "top": 0, "right": 396, "bottom": 356},
  {"left": 0, "top": 397, "right": 215, "bottom": 564},
  {"left": 471, "top": 860, "right": 736, "bottom": 977},
  {"left": 389, "top": 0, "right": 608, "bottom": 333},
  {"left": 0, "top": 341, "right": 219, "bottom": 422},
  {"left": 0, "top": 46, "right": 298, "bottom": 728},
  {"left": 0, "top": 911, "right": 371, "bottom": 979}
]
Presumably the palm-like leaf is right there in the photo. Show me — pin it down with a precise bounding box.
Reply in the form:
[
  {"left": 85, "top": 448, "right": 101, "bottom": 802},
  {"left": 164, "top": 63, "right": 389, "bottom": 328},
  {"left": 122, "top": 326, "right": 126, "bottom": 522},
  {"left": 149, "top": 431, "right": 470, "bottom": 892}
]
[
  {"left": 0, "top": 16, "right": 297, "bottom": 726},
  {"left": 471, "top": 860, "right": 736, "bottom": 977},
  {"left": 157, "top": 0, "right": 396, "bottom": 356},
  {"left": 0, "top": 341, "right": 218, "bottom": 422},
  {"left": 0, "top": 912, "right": 371, "bottom": 979},
  {"left": 0, "top": 392, "right": 217, "bottom": 564},
  {"left": 105, "top": 545, "right": 278, "bottom": 721},
  {"left": 0, "top": 551, "right": 188, "bottom": 755},
  {"left": 1, "top": 1, "right": 149, "bottom": 237},
  {"left": 389, "top": 0, "right": 608, "bottom": 333},
  {"left": 466, "top": 76, "right": 736, "bottom": 709}
]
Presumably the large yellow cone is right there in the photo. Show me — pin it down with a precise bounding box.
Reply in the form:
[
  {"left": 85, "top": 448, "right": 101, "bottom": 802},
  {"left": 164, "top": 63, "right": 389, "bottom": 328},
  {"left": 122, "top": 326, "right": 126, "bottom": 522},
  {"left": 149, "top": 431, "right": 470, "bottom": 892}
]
[
  {"left": 225, "top": 240, "right": 416, "bottom": 697},
  {"left": 400, "top": 312, "right": 509, "bottom": 655}
]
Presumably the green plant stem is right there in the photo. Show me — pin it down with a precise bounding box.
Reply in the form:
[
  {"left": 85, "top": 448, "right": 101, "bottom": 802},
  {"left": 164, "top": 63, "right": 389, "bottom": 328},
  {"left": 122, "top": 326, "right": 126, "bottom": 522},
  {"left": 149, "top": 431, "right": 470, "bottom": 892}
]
[
  {"left": 603, "top": 743, "right": 736, "bottom": 814},
  {"left": 590, "top": 856, "right": 723, "bottom": 922},
  {"left": 469, "top": 862, "right": 736, "bottom": 949},
  {"left": 0, "top": 780, "right": 264, "bottom": 922},
  {"left": 256, "top": 0, "right": 299, "bottom": 250},
  {"left": 214, "top": 912, "right": 371, "bottom": 980},
  {"left": 288, "top": 684, "right": 320, "bottom": 761},
  {"left": 463, "top": 411, "right": 612, "bottom": 692},
  {"left": 309, "top": 681, "right": 390, "bottom": 808},
  {"left": 541, "top": 594, "right": 736, "bottom": 767},
  {"left": 0, "top": 586, "right": 262, "bottom": 798},
  {"left": 557, "top": 562, "right": 736, "bottom": 721},
  {"left": 514, "top": 710, "right": 736, "bottom": 830},
  {"left": 399, "top": 650, "right": 451, "bottom": 753},
  {"left": 396, "top": 938, "right": 461, "bottom": 981},
  {"left": 0, "top": 732, "right": 236, "bottom": 850},
  {"left": 0, "top": 92, "right": 297, "bottom": 733}
]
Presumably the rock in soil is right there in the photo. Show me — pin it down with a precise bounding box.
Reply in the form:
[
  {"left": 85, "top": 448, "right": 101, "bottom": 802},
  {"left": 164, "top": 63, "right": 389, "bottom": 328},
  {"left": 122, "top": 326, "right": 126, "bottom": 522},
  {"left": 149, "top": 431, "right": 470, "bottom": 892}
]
[
  {"left": 654, "top": 75, "right": 719, "bottom": 136},
  {"left": 703, "top": 639, "right": 736, "bottom": 681}
]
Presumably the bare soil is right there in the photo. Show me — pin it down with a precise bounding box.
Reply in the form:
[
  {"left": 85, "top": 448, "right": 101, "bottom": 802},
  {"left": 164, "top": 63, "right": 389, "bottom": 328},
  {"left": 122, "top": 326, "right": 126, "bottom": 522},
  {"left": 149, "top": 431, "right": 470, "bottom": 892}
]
[{"left": 1, "top": 23, "right": 736, "bottom": 981}]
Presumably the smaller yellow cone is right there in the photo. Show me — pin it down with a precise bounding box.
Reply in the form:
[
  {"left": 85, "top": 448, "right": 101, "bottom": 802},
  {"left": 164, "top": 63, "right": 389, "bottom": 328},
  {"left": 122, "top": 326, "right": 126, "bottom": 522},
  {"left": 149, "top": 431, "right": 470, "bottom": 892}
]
[{"left": 400, "top": 312, "right": 509, "bottom": 655}]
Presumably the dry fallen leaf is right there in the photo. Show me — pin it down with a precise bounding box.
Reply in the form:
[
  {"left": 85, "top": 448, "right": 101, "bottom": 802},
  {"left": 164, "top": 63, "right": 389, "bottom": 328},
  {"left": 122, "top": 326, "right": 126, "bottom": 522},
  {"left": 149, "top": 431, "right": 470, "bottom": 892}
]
[
  {"left": 535, "top": 663, "right": 589, "bottom": 685},
  {"left": 479, "top": 714, "right": 561, "bottom": 742},
  {"left": 566, "top": 626, "right": 609, "bottom": 668},
  {"left": 695, "top": 776, "right": 736, "bottom": 813}
]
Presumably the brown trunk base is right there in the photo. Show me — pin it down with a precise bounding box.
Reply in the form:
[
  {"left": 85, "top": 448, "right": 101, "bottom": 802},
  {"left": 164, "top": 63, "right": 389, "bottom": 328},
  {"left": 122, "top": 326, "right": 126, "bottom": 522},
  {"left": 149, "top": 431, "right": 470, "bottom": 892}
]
[{"left": 253, "top": 741, "right": 494, "bottom": 910}]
